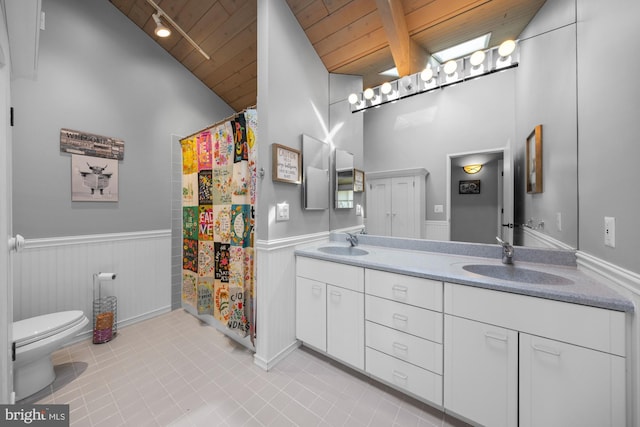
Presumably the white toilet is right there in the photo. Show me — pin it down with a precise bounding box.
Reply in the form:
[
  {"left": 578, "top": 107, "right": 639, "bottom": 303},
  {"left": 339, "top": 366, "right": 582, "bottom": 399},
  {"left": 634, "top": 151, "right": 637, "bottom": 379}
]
[{"left": 13, "top": 310, "right": 89, "bottom": 400}]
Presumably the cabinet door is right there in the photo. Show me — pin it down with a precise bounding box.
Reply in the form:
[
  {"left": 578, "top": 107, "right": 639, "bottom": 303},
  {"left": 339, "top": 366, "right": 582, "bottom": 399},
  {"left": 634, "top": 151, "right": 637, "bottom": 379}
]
[
  {"left": 366, "top": 178, "right": 392, "bottom": 236},
  {"left": 519, "top": 334, "right": 626, "bottom": 427},
  {"left": 391, "top": 176, "right": 416, "bottom": 238},
  {"left": 327, "top": 285, "right": 364, "bottom": 369},
  {"left": 444, "top": 315, "right": 518, "bottom": 427},
  {"left": 295, "top": 277, "right": 326, "bottom": 351}
]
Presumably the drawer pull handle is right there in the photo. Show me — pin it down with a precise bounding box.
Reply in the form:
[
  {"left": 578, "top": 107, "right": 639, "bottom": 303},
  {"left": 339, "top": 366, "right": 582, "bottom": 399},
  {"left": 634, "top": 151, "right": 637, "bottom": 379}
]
[
  {"left": 312, "top": 285, "right": 322, "bottom": 294},
  {"left": 392, "top": 313, "right": 408, "bottom": 322},
  {"left": 392, "top": 370, "right": 408, "bottom": 381},
  {"left": 392, "top": 342, "right": 408, "bottom": 352},
  {"left": 330, "top": 290, "right": 342, "bottom": 297},
  {"left": 532, "top": 344, "right": 561, "bottom": 357},
  {"left": 392, "top": 285, "right": 408, "bottom": 293},
  {"left": 484, "top": 332, "right": 508, "bottom": 342}
]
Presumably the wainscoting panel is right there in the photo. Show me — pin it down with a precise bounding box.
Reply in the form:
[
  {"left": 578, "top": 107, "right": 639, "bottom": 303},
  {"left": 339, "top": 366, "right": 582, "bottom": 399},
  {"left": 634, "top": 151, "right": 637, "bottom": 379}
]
[
  {"left": 13, "top": 231, "right": 171, "bottom": 341},
  {"left": 254, "top": 232, "right": 329, "bottom": 370},
  {"left": 425, "top": 220, "right": 450, "bottom": 241}
]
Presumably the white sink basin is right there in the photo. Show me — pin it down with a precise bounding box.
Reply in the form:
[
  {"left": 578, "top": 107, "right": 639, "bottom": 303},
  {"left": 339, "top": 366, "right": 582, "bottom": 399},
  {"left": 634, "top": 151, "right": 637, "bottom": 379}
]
[
  {"left": 317, "top": 246, "right": 369, "bottom": 256},
  {"left": 462, "top": 264, "right": 573, "bottom": 285}
]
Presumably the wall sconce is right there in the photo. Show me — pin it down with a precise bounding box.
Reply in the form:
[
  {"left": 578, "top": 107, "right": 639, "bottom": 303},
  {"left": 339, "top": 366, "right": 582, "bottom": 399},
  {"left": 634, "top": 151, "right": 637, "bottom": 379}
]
[{"left": 463, "top": 164, "right": 483, "bottom": 174}]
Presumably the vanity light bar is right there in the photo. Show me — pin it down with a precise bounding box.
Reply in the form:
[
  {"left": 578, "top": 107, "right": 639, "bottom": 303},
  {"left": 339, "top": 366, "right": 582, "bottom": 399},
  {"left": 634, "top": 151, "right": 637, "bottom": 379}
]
[{"left": 349, "top": 40, "right": 519, "bottom": 113}]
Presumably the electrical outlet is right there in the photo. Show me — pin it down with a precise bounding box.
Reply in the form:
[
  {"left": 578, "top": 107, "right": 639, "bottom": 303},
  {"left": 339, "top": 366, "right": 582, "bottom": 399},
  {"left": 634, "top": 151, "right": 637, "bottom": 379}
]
[
  {"left": 434, "top": 204, "right": 444, "bottom": 213},
  {"left": 356, "top": 204, "right": 362, "bottom": 216},
  {"left": 604, "top": 216, "right": 615, "bottom": 248},
  {"left": 556, "top": 212, "right": 562, "bottom": 231}
]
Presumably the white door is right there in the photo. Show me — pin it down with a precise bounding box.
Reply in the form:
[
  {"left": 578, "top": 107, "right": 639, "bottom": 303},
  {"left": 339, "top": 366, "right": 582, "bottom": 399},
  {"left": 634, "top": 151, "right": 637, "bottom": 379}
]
[
  {"left": 0, "top": 35, "right": 13, "bottom": 402},
  {"left": 444, "top": 315, "right": 518, "bottom": 427},
  {"left": 295, "top": 277, "right": 326, "bottom": 351},
  {"left": 366, "top": 178, "right": 391, "bottom": 236},
  {"left": 519, "top": 334, "right": 625, "bottom": 427},
  {"left": 390, "top": 176, "right": 415, "bottom": 238},
  {"left": 326, "top": 285, "right": 364, "bottom": 370}
]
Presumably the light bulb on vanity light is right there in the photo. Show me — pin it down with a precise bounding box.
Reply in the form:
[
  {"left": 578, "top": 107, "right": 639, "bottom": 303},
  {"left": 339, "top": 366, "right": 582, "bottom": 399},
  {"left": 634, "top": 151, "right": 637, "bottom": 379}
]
[
  {"left": 498, "top": 40, "right": 516, "bottom": 57},
  {"left": 380, "top": 82, "right": 392, "bottom": 95},
  {"left": 420, "top": 67, "right": 434, "bottom": 82},
  {"left": 443, "top": 60, "right": 458, "bottom": 76},
  {"left": 363, "top": 88, "right": 375, "bottom": 100},
  {"left": 348, "top": 93, "right": 359, "bottom": 105},
  {"left": 470, "top": 50, "right": 486, "bottom": 67}
]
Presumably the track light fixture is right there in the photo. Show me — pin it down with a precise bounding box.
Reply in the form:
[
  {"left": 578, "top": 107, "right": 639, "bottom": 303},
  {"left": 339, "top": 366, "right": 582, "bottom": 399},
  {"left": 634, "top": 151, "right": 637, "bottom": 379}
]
[
  {"left": 152, "top": 13, "right": 171, "bottom": 38},
  {"left": 146, "top": 0, "right": 210, "bottom": 60}
]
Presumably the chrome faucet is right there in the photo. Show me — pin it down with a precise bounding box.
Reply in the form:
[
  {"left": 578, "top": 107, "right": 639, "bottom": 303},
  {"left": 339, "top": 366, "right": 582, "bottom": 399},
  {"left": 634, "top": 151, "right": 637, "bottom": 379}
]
[
  {"left": 496, "top": 236, "right": 514, "bottom": 265},
  {"left": 346, "top": 232, "right": 359, "bottom": 247}
]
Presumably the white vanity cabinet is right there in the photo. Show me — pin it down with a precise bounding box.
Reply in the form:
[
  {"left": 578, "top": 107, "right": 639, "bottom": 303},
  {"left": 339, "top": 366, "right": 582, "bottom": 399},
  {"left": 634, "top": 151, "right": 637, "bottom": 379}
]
[
  {"left": 295, "top": 257, "right": 365, "bottom": 370},
  {"left": 444, "top": 315, "right": 518, "bottom": 427},
  {"left": 444, "top": 282, "right": 626, "bottom": 427},
  {"left": 364, "top": 269, "right": 444, "bottom": 406}
]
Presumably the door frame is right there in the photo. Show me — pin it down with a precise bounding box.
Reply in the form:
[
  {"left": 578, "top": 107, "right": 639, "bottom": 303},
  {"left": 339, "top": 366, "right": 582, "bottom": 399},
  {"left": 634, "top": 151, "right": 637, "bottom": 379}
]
[{"left": 446, "top": 146, "right": 513, "bottom": 243}]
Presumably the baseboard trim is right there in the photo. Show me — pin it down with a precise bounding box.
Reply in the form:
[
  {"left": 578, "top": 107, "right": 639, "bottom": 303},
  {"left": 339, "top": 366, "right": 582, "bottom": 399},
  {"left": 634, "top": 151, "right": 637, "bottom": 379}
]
[
  {"left": 254, "top": 340, "right": 301, "bottom": 371},
  {"left": 521, "top": 227, "right": 574, "bottom": 250},
  {"left": 65, "top": 305, "right": 172, "bottom": 346}
]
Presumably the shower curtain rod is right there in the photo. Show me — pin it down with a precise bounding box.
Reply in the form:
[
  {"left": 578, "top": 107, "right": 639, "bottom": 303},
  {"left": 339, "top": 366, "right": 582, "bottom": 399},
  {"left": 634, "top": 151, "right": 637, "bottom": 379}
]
[{"left": 180, "top": 105, "right": 257, "bottom": 142}]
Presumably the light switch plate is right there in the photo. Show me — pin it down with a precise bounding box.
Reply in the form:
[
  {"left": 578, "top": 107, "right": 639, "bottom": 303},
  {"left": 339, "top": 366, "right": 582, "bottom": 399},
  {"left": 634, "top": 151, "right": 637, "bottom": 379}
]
[{"left": 276, "top": 202, "right": 289, "bottom": 221}]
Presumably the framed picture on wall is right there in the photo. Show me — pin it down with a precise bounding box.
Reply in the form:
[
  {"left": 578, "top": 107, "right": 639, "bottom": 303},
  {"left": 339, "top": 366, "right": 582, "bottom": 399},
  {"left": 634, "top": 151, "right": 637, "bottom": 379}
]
[
  {"left": 459, "top": 180, "right": 480, "bottom": 194},
  {"left": 272, "top": 143, "right": 301, "bottom": 184},
  {"left": 354, "top": 169, "right": 365, "bottom": 192},
  {"left": 526, "top": 124, "right": 543, "bottom": 193}
]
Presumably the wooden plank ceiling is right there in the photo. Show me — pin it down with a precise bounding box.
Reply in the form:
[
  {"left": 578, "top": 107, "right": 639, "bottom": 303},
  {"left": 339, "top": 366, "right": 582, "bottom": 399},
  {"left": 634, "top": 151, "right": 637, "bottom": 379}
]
[{"left": 109, "top": 0, "right": 545, "bottom": 112}]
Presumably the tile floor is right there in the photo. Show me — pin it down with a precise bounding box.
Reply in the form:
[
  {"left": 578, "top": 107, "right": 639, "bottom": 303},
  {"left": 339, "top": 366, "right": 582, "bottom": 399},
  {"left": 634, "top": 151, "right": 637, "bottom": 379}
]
[{"left": 23, "top": 309, "right": 470, "bottom": 427}]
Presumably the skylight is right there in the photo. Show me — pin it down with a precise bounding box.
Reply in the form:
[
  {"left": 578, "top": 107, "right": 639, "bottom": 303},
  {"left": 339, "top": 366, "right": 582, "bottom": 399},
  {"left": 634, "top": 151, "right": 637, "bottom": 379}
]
[
  {"left": 432, "top": 33, "right": 491, "bottom": 63},
  {"left": 379, "top": 67, "right": 399, "bottom": 77}
]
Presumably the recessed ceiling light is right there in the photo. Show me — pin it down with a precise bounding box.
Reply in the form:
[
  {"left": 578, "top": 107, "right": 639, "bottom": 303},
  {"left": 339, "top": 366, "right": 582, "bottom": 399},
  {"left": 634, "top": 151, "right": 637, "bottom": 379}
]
[{"left": 432, "top": 33, "right": 491, "bottom": 63}]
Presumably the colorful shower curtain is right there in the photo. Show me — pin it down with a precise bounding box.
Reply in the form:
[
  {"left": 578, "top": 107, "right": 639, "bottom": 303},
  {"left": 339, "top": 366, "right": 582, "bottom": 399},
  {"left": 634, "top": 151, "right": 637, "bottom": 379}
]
[{"left": 181, "top": 109, "right": 257, "bottom": 340}]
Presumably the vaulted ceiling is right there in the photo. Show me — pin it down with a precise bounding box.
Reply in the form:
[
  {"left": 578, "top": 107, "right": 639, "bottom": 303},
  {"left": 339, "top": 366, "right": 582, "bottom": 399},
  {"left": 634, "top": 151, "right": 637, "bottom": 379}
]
[{"left": 109, "top": 0, "right": 546, "bottom": 112}]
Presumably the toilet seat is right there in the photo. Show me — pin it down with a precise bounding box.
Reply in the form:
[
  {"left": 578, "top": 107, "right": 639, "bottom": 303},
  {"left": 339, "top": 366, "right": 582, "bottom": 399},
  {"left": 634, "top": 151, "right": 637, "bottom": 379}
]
[{"left": 13, "top": 310, "right": 87, "bottom": 348}]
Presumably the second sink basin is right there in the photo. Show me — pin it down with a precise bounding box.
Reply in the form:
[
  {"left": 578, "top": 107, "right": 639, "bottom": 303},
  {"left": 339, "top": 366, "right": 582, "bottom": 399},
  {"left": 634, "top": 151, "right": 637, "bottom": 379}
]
[
  {"left": 318, "top": 246, "right": 369, "bottom": 256},
  {"left": 462, "top": 264, "right": 574, "bottom": 285}
]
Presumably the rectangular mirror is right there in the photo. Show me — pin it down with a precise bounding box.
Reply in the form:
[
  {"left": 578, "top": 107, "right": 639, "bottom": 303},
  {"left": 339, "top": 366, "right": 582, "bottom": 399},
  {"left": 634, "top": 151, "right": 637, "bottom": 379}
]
[
  {"left": 302, "top": 134, "right": 329, "bottom": 210},
  {"left": 335, "top": 149, "right": 354, "bottom": 209}
]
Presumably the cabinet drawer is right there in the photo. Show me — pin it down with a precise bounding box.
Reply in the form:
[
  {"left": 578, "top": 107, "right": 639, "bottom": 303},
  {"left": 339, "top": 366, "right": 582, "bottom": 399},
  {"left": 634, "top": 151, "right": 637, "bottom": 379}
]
[
  {"left": 366, "top": 295, "right": 442, "bottom": 343},
  {"left": 366, "top": 269, "right": 442, "bottom": 311},
  {"left": 366, "top": 347, "right": 442, "bottom": 406},
  {"left": 444, "top": 283, "right": 626, "bottom": 356},
  {"left": 297, "top": 257, "right": 364, "bottom": 292},
  {"left": 366, "top": 321, "right": 442, "bottom": 374}
]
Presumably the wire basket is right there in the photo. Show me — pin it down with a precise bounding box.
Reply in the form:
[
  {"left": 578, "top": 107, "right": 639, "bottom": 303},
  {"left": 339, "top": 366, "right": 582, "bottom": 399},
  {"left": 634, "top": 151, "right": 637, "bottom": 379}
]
[{"left": 93, "top": 295, "right": 117, "bottom": 344}]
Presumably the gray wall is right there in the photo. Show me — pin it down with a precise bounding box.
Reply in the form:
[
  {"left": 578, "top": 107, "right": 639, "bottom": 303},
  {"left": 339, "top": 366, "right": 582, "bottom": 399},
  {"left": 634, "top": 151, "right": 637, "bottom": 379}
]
[
  {"left": 451, "top": 159, "right": 499, "bottom": 244},
  {"left": 577, "top": 0, "right": 640, "bottom": 272},
  {"left": 515, "top": 0, "right": 578, "bottom": 248},
  {"left": 363, "top": 69, "right": 516, "bottom": 223},
  {"left": 11, "top": 0, "right": 234, "bottom": 238},
  {"left": 329, "top": 73, "right": 365, "bottom": 232},
  {"left": 257, "top": 0, "right": 330, "bottom": 241}
]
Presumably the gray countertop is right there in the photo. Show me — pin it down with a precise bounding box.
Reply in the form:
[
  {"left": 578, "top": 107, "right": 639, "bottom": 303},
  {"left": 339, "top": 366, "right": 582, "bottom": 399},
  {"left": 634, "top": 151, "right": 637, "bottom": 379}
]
[{"left": 294, "top": 238, "right": 634, "bottom": 313}]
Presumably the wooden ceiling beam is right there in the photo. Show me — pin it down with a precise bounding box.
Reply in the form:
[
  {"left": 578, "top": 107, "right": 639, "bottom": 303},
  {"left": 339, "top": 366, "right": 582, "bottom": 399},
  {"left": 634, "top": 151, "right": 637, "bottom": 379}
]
[{"left": 374, "top": 0, "right": 428, "bottom": 77}]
